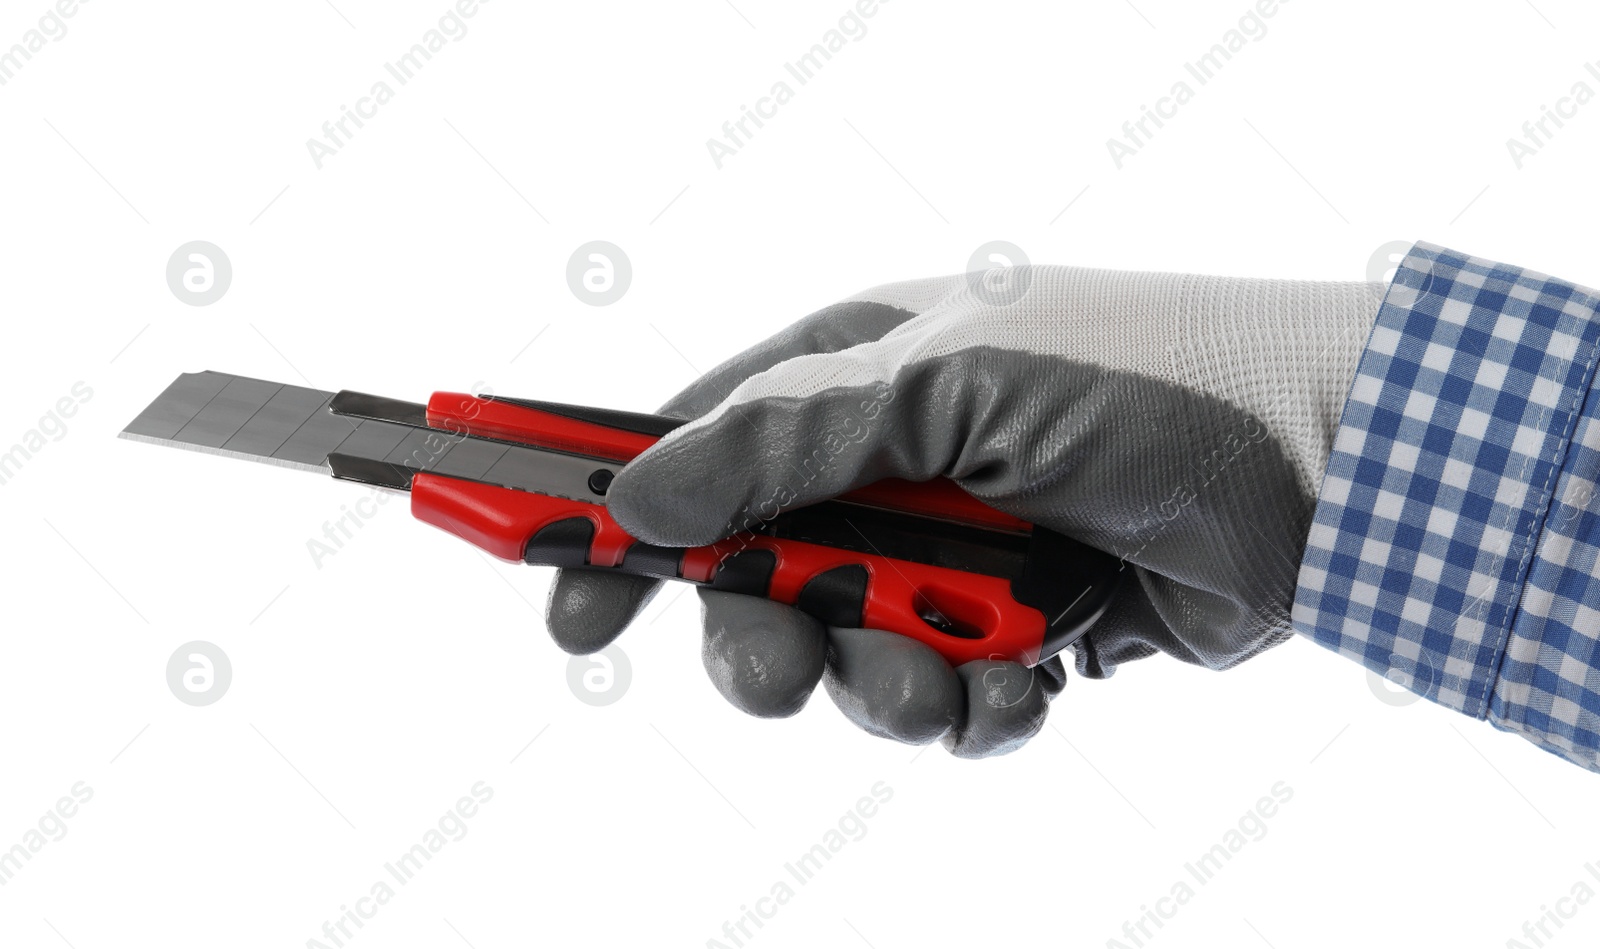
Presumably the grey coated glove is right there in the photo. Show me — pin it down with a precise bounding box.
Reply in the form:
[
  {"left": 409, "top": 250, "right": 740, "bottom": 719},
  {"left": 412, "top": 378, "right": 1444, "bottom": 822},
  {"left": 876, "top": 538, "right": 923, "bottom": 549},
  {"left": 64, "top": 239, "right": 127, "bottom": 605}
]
[{"left": 546, "top": 264, "right": 1386, "bottom": 757}]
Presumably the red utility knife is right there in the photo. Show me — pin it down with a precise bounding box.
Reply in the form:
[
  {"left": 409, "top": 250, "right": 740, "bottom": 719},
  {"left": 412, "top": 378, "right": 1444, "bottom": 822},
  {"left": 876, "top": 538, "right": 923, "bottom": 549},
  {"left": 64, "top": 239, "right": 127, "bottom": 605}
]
[{"left": 122, "top": 371, "right": 1122, "bottom": 666}]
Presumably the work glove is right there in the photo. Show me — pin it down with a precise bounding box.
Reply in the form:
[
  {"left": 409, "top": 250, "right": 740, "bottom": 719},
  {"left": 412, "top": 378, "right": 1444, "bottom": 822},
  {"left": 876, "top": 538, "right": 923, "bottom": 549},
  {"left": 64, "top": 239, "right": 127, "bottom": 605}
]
[{"left": 545, "top": 264, "right": 1386, "bottom": 757}]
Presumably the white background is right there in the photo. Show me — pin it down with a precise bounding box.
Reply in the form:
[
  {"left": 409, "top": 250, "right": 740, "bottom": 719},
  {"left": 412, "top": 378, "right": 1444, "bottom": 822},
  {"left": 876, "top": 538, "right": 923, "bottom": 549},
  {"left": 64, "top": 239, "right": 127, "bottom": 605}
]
[{"left": 2, "top": 1, "right": 1597, "bottom": 947}]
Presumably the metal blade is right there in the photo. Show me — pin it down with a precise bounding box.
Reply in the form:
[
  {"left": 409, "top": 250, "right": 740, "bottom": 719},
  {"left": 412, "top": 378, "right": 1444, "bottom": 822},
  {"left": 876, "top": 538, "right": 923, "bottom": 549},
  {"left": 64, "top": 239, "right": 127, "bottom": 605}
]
[
  {"left": 120, "top": 371, "right": 614, "bottom": 503},
  {"left": 119, "top": 371, "right": 353, "bottom": 474}
]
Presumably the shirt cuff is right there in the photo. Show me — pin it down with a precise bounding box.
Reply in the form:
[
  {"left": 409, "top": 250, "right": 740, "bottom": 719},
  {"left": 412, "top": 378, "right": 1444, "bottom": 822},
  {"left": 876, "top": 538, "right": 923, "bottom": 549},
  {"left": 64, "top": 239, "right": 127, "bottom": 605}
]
[{"left": 1292, "top": 242, "right": 1600, "bottom": 768}]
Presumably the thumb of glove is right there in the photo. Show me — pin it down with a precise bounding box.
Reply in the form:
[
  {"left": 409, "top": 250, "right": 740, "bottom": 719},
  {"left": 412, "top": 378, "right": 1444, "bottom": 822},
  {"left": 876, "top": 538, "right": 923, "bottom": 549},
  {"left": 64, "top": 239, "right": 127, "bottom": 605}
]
[{"left": 605, "top": 349, "right": 922, "bottom": 547}]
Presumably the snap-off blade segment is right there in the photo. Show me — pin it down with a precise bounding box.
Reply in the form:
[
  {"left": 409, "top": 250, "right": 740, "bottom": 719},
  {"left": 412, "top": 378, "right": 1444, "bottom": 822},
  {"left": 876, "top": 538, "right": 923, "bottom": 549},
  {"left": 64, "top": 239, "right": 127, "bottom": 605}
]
[{"left": 119, "top": 370, "right": 612, "bottom": 503}]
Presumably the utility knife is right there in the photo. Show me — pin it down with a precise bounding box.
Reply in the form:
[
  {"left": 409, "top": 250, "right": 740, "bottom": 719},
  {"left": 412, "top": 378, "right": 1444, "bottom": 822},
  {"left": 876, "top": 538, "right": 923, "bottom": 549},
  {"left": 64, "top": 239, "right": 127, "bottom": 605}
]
[{"left": 121, "top": 371, "right": 1122, "bottom": 666}]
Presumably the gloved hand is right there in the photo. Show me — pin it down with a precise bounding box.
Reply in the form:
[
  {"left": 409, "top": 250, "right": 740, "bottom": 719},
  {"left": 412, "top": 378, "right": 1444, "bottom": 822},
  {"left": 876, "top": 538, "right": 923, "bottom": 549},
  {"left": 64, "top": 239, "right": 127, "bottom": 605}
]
[{"left": 546, "top": 264, "right": 1386, "bottom": 757}]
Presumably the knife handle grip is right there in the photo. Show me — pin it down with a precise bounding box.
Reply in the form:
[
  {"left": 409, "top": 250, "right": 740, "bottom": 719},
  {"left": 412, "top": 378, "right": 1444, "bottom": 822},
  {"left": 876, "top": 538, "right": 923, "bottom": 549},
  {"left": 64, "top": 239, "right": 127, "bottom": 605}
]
[
  {"left": 416, "top": 393, "right": 1124, "bottom": 666},
  {"left": 410, "top": 471, "right": 1122, "bottom": 668}
]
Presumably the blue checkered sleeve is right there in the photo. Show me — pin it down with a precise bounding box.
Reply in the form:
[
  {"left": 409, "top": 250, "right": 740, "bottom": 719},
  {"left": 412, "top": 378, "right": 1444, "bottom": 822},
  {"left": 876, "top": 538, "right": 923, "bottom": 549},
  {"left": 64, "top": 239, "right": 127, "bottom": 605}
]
[{"left": 1293, "top": 242, "right": 1600, "bottom": 773}]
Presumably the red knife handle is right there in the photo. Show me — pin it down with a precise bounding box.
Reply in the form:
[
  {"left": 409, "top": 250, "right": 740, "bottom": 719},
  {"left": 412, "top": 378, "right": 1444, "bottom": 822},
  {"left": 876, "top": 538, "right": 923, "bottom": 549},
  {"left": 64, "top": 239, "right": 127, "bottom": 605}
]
[
  {"left": 411, "top": 473, "right": 1121, "bottom": 667},
  {"left": 414, "top": 393, "right": 1124, "bottom": 666}
]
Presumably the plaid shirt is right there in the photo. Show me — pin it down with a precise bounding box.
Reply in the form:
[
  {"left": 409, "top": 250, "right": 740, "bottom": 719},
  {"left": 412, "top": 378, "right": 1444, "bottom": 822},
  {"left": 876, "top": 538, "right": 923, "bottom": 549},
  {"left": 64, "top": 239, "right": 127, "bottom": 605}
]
[{"left": 1294, "top": 242, "right": 1600, "bottom": 773}]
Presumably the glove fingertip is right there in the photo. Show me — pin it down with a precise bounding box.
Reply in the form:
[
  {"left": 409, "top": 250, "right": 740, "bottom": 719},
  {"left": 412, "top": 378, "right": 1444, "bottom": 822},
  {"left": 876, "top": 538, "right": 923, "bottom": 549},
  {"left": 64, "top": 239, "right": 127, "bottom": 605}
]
[
  {"left": 941, "top": 659, "right": 1054, "bottom": 759},
  {"left": 823, "top": 628, "right": 961, "bottom": 746},
  {"left": 606, "top": 456, "right": 741, "bottom": 548},
  {"left": 700, "top": 589, "right": 826, "bottom": 719},
  {"left": 544, "top": 568, "right": 661, "bottom": 655}
]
